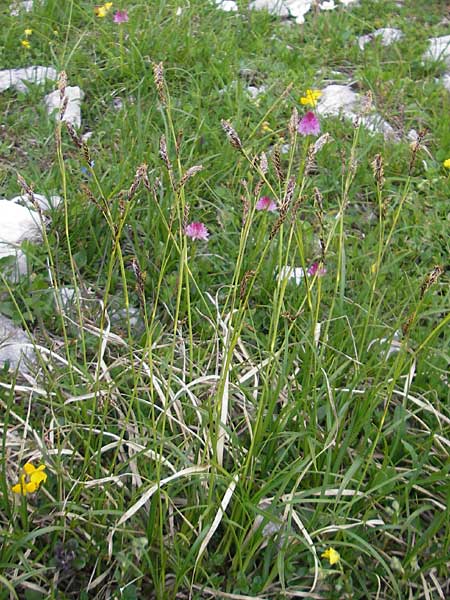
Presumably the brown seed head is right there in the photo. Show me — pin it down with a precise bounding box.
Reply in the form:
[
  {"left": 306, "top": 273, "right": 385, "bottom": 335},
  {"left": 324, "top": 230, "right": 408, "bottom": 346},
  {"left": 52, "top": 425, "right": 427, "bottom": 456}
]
[
  {"left": 153, "top": 62, "right": 166, "bottom": 105},
  {"left": 272, "top": 145, "right": 283, "bottom": 182},
  {"left": 58, "top": 71, "right": 67, "bottom": 101},
  {"left": 288, "top": 106, "right": 298, "bottom": 139},
  {"left": 371, "top": 153, "right": 385, "bottom": 188},
  {"left": 420, "top": 265, "right": 443, "bottom": 300},
  {"left": 221, "top": 119, "right": 243, "bottom": 152},
  {"left": 177, "top": 165, "right": 203, "bottom": 191}
]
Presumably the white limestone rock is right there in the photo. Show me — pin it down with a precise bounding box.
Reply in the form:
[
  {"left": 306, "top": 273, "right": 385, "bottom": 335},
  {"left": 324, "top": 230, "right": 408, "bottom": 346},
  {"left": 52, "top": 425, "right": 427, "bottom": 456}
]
[
  {"left": 316, "top": 84, "right": 398, "bottom": 141},
  {"left": 277, "top": 265, "right": 306, "bottom": 285},
  {"left": 0, "top": 66, "right": 58, "bottom": 93},
  {"left": 0, "top": 194, "right": 59, "bottom": 280},
  {"left": 216, "top": 0, "right": 359, "bottom": 22},
  {"left": 0, "top": 315, "right": 35, "bottom": 373},
  {"left": 44, "top": 85, "right": 84, "bottom": 128},
  {"left": 423, "top": 35, "right": 450, "bottom": 66},
  {"left": 319, "top": 1, "right": 337, "bottom": 10},
  {"left": 215, "top": 0, "right": 238, "bottom": 11},
  {"left": 11, "top": 193, "right": 62, "bottom": 211},
  {"left": 441, "top": 72, "right": 450, "bottom": 92},
  {"left": 0, "top": 200, "right": 42, "bottom": 261},
  {"left": 358, "top": 28, "right": 403, "bottom": 51},
  {"left": 317, "top": 84, "right": 358, "bottom": 118},
  {"left": 9, "top": 0, "right": 34, "bottom": 16},
  {"left": 249, "top": 0, "right": 290, "bottom": 18}
]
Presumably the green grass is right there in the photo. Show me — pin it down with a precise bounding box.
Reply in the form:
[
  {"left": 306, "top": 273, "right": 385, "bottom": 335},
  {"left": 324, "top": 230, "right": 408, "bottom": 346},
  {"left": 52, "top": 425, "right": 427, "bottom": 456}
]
[{"left": 0, "top": 0, "right": 449, "bottom": 598}]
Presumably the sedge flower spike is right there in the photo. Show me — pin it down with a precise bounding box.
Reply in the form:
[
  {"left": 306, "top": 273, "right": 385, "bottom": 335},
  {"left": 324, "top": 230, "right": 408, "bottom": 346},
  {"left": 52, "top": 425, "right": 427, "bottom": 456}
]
[
  {"left": 298, "top": 112, "right": 320, "bottom": 136},
  {"left": 12, "top": 463, "right": 47, "bottom": 496},
  {"left": 322, "top": 547, "right": 340, "bottom": 565},
  {"left": 256, "top": 196, "right": 277, "bottom": 212},
  {"left": 113, "top": 10, "right": 129, "bottom": 23},
  {"left": 185, "top": 221, "right": 209, "bottom": 241},
  {"left": 300, "top": 89, "right": 322, "bottom": 107}
]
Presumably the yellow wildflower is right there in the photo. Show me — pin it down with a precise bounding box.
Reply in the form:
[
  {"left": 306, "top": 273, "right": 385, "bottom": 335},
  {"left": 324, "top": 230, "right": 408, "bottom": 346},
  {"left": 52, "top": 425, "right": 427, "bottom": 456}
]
[
  {"left": 300, "top": 89, "right": 322, "bottom": 107},
  {"left": 12, "top": 463, "right": 47, "bottom": 496},
  {"left": 21, "top": 39, "right": 31, "bottom": 49},
  {"left": 95, "top": 6, "right": 106, "bottom": 17},
  {"left": 24, "top": 28, "right": 33, "bottom": 37},
  {"left": 443, "top": 158, "right": 450, "bottom": 168},
  {"left": 261, "top": 121, "right": 273, "bottom": 133},
  {"left": 95, "top": 2, "right": 113, "bottom": 17},
  {"left": 321, "top": 547, "right": 340, "bottom": 565}
]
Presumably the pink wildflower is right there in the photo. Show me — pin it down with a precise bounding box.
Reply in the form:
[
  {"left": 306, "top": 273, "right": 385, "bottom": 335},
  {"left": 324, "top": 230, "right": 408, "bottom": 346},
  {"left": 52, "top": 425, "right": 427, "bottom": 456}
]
[
  {"left": 256, "top": 196, "right": 277, "bottom": 212},
  {"left": 307, "top": 262, "right": 327, "bottom": 277},
  {"left": 298, "top": 111, "right": 320, "bottom": 136},
  {"left": 185, "top": 221, "right": 209, "bottom": 241},
  {"left": 113, "top": 10, "right": 129, "bottom": 23}
]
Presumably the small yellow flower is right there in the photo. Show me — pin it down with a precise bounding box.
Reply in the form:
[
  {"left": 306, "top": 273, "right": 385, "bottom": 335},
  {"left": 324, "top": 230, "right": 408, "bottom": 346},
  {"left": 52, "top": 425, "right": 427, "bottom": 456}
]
[
  {"left": 443, "top": 158, "right": 450, "bottom": 168},
  {"left": 300, "top": 89, "right": 322, "bottom": 107},
  {"left": 321, "top": 547, "right": 340, "bottom": 565},
  {"left": 12, "top": 463, "right": 47, "bottom": 496},
  {"left": 261, "top": 121, "right": 273, "bottom": 133},
  {"left": 95, "top": 6, "right": 106, "bottom": 17},
  {"left": 24, "top": 28, "right": 33, "bottom": 37},
  {"left": 95, "top": 2, "right": 113, "bottom": 17},
  {"left": 21, "top": 39, "right": 31, "bottom": 49}
]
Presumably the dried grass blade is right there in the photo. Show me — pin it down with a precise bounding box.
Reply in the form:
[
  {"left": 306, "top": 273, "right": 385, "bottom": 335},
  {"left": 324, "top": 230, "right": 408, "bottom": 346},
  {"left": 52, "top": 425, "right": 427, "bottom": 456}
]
[
  {"left": 107, "top": 466, "right": 208, "bottom": 556},
  {"left": 194, "top": 473, "right": 239, "bottom": 571}
]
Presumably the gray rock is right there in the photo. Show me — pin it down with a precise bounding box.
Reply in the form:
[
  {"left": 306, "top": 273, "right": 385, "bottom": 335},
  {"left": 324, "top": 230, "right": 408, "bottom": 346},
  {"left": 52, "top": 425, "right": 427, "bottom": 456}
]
[
  {"left": 44, "top": 85, "right": 84, "bottom": 128},
  {"left": 0, "top": 66, "right": 58, "bottom": 93},
  {"left": 423, "top": 35, "right": 450, "bottom": 66},
  {"left": 0, "top": 315, "right": 35, "bottom": 373},
  {"left": 9, "top": 0, "right": 34, "bottom": 16},
  {"left": 358, "top": 28, "right": 403, "bottom": 51},
  {"left": 316, "top": 84, "right": 398, "bottom": 141}
]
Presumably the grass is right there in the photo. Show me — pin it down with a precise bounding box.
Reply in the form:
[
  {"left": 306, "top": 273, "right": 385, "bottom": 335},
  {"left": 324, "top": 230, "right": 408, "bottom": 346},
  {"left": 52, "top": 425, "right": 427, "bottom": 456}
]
[{"left": 0, "top": 0, "right": 449, "bottom": 598}]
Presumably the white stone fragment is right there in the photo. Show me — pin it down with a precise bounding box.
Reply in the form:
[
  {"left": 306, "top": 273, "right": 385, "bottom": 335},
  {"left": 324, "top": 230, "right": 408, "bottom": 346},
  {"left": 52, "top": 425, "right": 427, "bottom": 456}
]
[
  {"left": 317, "top": 84, "right": 398, "bottom": 141},
  {"left": 11, "top": 193, "right": 62, "bottom": 211},
  {"left": 0, "top": 66, "right": 58, "bottom": 93},
  {"left": 0, "top": 200, "right": 42, "bottom": 263},
  {"left": 249, "top": 0, "right": 290, "bottom": 18},
  {"left": 217, "top": 0, "right": 359, "bottom": 21},
  {"left": 359, "top": 114, "right": 397, "bottom": 141},
  {"left": 441, "top": 73, "right": 450, "bottom": 92},
  {"left": 284, "top": 0, "right": 312, "bottom": 23},
  {"left": 319, "top": 1, "right": 337, "bottom": 10},
  {"left": 0, "top": 194, "right": 59, "bottom": 280},
  {"left": 423, "top": 35, "right": 450, "bottom": 66},
  {"left": 215, "top": 0, "right": 238, "bottom": 11},
  {"left": 0, "top": 315, "right": 35, "bottom": 373},
  {"left": 277, "top": 265, "right": 306, "bottom": 285},
  {"left": 9, "top": 0, "right": 34, "bottom": 16},
  {"left": 358, "top": 28, "right": 403, "bottom": 51},
  {"left": 246, "top": 84, "right": 267, "bottom": 99},
  {"left": 317, "top": 84, "right": 358, "bottom": 117},
  {"left": 44, "top": 85, "right": 84, "bottom": 128}
]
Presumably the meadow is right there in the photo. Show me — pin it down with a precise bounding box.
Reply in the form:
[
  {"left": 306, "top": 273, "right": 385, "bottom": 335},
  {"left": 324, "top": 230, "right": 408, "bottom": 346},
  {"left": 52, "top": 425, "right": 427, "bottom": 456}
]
[{"left": 0, "top": 0, "right": 449, "bottom": 598}]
